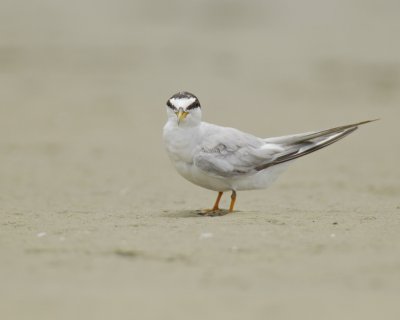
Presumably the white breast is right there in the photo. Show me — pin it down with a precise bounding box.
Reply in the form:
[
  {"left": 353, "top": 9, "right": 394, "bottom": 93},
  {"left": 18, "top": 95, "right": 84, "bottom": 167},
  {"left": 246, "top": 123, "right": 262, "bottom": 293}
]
[{"left": 163, "top": 122, "right": 231, "bottom": 191}]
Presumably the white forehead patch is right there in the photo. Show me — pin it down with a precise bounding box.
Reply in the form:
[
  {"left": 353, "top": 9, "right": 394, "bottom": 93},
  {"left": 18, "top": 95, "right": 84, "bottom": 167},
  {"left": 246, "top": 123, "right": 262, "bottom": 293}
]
[{"left": 170, "top": 97, "right": 196, "bottom": 109}]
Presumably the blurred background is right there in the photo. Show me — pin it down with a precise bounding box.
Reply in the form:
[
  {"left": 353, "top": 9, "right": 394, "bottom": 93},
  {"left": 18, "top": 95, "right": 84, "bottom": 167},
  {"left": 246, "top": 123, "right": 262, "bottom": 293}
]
[
  {"left": 1, "top": 0, "right": 398, "bottom": 208},
  {"left": 1, "top": 1, "right": 399, "bottom": 319}
]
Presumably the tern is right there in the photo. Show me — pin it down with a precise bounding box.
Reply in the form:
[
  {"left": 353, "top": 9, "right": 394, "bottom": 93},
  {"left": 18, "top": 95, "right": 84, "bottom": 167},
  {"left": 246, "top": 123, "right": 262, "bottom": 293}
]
[{"left": 163, "top": 91, "right": 375, "bottom": 216}]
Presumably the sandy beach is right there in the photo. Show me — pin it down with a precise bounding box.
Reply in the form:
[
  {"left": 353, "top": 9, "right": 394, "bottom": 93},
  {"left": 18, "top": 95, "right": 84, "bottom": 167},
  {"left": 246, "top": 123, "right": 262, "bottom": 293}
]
[{"left": 1, "top": 1, "right": 399, "bottom": 319}]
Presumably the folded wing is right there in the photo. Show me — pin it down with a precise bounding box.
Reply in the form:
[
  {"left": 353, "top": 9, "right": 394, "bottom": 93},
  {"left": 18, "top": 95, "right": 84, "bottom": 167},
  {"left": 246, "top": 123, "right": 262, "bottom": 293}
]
[{"left": 194, "top": 120, "right": 376, "bottom": 178}]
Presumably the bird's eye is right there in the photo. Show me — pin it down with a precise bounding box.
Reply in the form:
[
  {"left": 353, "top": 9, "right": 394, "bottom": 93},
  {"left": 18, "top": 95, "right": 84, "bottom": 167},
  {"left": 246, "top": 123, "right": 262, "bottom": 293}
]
[
  {"left": 166, "top": 100, "right": 176, "bottom": 110},
  {"left": 187, "top": 101, "right": 200, "bottom": 110}
]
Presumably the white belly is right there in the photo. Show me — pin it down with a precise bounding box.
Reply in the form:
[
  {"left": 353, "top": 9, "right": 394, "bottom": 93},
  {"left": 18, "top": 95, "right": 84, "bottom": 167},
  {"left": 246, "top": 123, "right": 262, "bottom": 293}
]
[
  {"left": 174, "top": 160, "right": 232, "bottom": 191},
  {"left": 230, "top": 163, "right": 289, "bottom": 191},
  {"left": 172, "top": 159, "right": 289, "bottom": 192}
]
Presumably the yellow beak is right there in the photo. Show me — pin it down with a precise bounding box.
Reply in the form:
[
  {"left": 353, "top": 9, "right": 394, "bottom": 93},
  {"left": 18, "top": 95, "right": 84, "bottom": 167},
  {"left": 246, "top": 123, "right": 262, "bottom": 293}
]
[{"left": 176, "top": 109, "right": 188, "bottom": 125}]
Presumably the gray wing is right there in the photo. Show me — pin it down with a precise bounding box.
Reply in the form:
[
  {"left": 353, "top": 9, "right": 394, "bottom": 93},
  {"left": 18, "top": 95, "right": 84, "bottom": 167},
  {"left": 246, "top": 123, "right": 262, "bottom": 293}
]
[
  {"left": 193, "top": 127, "right": 282, "bottom": 178},
  {"left": 194, "top": 120, "right": 376, "bottom": 178}
]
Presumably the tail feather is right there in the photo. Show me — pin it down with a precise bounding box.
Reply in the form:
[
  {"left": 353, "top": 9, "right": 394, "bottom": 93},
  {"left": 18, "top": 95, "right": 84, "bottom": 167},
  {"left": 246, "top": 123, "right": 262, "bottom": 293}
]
[
  {"left": 296, "top": 119, "right": 377, "bottom": 142},
  {"left": 256, "top": 119, "right": 377, "bottom": 171}
]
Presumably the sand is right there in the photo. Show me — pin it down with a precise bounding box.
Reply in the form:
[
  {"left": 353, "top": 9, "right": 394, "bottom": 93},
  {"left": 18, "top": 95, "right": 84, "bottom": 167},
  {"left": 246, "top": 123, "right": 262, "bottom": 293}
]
[{"left": 1, "top": 1, "right": 400, "bottom": 319}]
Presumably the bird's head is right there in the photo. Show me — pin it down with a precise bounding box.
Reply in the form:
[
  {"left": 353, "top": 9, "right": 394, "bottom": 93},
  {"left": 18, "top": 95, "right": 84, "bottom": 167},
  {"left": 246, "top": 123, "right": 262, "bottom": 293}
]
[{"left": 165, "top": 91, "right": 202, "bottom": 127}]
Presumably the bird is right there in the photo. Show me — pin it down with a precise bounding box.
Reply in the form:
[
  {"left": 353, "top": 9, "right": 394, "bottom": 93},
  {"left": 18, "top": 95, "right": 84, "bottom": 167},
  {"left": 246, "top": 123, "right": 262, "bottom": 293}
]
[{"left": 162, "top": 91, "right": 376, "bottom": 216}]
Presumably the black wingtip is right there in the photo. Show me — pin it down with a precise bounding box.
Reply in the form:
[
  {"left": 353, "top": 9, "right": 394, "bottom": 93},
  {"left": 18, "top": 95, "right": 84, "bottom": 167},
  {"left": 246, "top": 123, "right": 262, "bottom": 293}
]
[
  {"left": 255, "top": 119, "right": 378, "bottom": 172},
  {"left": 356, "top": 119, "right": 380, "bottom": 126}
]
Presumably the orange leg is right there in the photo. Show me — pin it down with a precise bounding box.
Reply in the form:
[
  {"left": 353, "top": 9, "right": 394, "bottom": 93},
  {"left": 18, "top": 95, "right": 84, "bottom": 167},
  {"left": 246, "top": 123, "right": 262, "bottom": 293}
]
[
  {"left": 198, "top": 191, "right": 236, "bottom": 216},
  {"left": 198, "top": 192, "right": 223, "bottom": 216},
  {"left": 229, "top": 190, "right": 237, "bottom": 212},
  {"left": 212, "top": 192, "right": 223, "bottom": 211}
]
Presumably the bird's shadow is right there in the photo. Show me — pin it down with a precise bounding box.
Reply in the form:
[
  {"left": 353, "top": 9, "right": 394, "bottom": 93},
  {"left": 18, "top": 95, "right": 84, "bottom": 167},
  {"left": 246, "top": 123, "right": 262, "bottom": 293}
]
[{"left": 162, "top": 209, "right": 243, "bottom": 218}]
